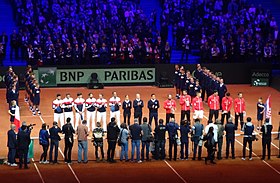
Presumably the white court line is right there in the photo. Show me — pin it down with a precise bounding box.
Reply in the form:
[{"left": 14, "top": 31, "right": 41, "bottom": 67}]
[
  {"left": 203, "top": 114, "right": 280, "bottom": 175},
  {"left": 39, "top": 116, "right": 81, "bottom": 183},
  {"left": 58, "top": 148, "right": 81, "bottom": 183},
  {"left": 164, "top": 160, "right": 188, "bottom": 183},
  {"left": 32, "top": 158, "right": 45, "bottom": 183}
]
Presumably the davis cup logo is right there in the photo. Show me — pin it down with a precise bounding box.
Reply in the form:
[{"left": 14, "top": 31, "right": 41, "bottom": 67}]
[{"left": 38, "top": 67, "right": 57, "bottom": 86}]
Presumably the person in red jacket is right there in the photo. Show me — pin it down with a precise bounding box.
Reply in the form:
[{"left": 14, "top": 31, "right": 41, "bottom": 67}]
[
  {"left": 234, "top": 92, "right": 246, "bottom": 130},
  {"left": 163, "top": 94, "right": 176, "bottom": 124},
  {"left": 208, "top": 90, "right": 220, "bottom": 121},
  {"left": 221, "top": 93, "right": 233, "bottom": 125},
  {"left": 180, "top": 90, "right": 191, "bottom": 122},
  {"left": 192, "top": 92, "right": 204, "bottom": 120}
]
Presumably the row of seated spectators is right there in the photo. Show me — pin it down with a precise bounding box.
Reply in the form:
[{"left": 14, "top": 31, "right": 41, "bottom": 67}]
[
  {"left": 5, "top": 0, "right": 173, "bottom": 65},
  {"left": 160, "top": 0, "right": 279, "bottom": 63}
]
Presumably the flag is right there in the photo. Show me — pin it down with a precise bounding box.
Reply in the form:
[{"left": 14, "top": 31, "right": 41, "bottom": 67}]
[
  {"left": 14, "top": 105, "right": 21, "bottom": 132},
  {"left": 265, "top": 95, "right": 272, "bottom": 124}
]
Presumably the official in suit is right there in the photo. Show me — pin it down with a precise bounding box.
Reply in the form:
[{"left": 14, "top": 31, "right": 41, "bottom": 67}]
[
  {"left": 261, "top": 119, "right": 273, "bottom": 160},
  {"left": 17, "top": 124, "right": 31, "bottom": 169},
  {"left": 7, "top": 124, "right": 17, "bottom": 166}
]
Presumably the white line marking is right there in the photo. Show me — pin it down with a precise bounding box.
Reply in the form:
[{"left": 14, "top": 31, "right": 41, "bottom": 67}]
[
  {"left": 58, "top": 148, "right": 81, "bottom": 183},
  {"left": 32, "top": 158, "right": 45, "bottom": 183},
  {"left": 164, "top": 160, "right": 188, "bottom": 183},
  {"left": 39, "top": 116, "right": 81, "bottom": 183}
]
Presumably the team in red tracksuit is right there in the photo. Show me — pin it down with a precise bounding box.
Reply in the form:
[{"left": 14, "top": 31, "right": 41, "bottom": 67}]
[
  {"left": 221, "top": 93, "right": 233, "bottom": 124},
  {"left": 192, "top": 92, "right": 204, "bottom": 119},
  {"left": 234, "top": 93, "right": 246, "bottom": 130},
  {"left": 163, "top": 94, "right": 176, "bottom": 124},
  {"left": 207, "top": 91, "right": 220, "bottom": 121},
  {"left": 180, "top": 90, "right": 192, "bottom": 122}
]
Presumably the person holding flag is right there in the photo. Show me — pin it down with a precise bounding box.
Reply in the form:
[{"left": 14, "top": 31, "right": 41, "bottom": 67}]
[
  {"left": 257, "top": 97, "right": 265, "bottom": 130},
  {"left": 74, "top": 93, "right": 85, "bottom": 130},
  {"left": 109, "top": 91, "right": 121, "bottom": 127},
  {"left": 8, "top": 100, "right": 20, "bottom": 130}
]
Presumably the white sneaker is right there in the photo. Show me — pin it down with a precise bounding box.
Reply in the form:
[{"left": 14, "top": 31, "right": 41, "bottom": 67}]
[
  {"left": 249, "top": 158, "right": 253, "bottom": 161},
  {"left": 10, "top": 163, "right": 17, "bottom": 167},
  {"left": 44, "top": 160, "right": 49, "bottom": 164},
  {"left": 137, "top": 160, "right": 142, "bottom": 163},
  {"left": 7, "top": 162, "right": 11, "bottom": 166},
  {"left": 241, "top": 157, "right": 246, "bottom": 160},
  {"left": 39, "top": 161, "right": 44, "bottom": 164}
]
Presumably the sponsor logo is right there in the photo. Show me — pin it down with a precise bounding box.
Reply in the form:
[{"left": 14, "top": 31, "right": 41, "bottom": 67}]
[
  {"left": 251, "top": 72, "right": 270, "bottom": 78},
  {"left": 38, "top": 67, "right": 57, "bottom": 86}
]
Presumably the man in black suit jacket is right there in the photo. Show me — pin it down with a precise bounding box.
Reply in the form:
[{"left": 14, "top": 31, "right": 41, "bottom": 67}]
[
  {"left": 7, "top": 124, "right": 17, "bottom": 166},
  {"left": 133, "top": 93, "right": 144, "bottom": 124},
  {"left": 17, "top": 125, "right": 31, "bottom": 169}
]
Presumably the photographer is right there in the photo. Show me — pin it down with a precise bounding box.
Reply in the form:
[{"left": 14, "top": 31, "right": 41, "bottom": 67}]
[
  {"left": 261, "top": 119, "right": 273, "bottom": 160},
  {"left": 49, "top": 121, "right": 62, "bottom": 164},
  {"left": 242, "top": 117, "right": 254, "bottom": 161},
  {"left": 204, "top": 127, "right": 216, "bottom": 165},
  {"left": 62, "top": 118, "right": 75, "bottom": 164},
  {"left": 191, "top": 119, "right": 204, "bottom": 160},
  {"left": 180, "top": 120, "right": 191, "bottom": 160},
  {"left": 39, "top": 123, "right": 50, "bottom": 164},
  {"left": 93, "top": 122, "right": 105, "bottom": 162},
  {"left": 17, "top": 124, "right": 31, "bottom": 169},
  {"left": 154, "top": 119, "right": 166, "bottom": 160},
  {"left": 107, "top": 117, "right": 120, "bottom": 163},
  {"left": 166, "top": 118, "right": 179, "bottom": 161}
]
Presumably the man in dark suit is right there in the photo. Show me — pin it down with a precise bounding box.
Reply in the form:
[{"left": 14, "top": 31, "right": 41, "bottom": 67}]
[
  {"left": 147, "top": 94, "right": 160, "bottom": 128},
  {"left": 217, "top": 78, "right": 227, "bottom": 109},
  {"left": 7, "top": 124, "right": 17, "bottom": 166},
  {"left": 225, "top": 118, "right": 235, "bottom": 159},
  {"left": 261, "top": 119, "right": 273, "bottom": 160},
  {"left": 17, "top": 124, "right": 31, "bottom": 169},
  {"left": 49, "top": 121, "right": 62, "bottom": 164},
  {"left": 62, "top": 117, "right": 75, "bottom": 164},
  {"left": 133, "top": 93, "right": 144, "bottom": 124}
]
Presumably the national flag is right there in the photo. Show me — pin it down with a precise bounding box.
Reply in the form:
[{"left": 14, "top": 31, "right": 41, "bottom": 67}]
[
  {"left": 265, "top": 95, "right": 272, "bottom": 124},
  {"left": 14, "top": 105, "right": 21, "bottom": 131}
]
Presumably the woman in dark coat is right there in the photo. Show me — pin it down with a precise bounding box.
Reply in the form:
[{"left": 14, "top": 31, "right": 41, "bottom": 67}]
[{"left": 204, "top": 127, "right": 216, "bottom": 164}]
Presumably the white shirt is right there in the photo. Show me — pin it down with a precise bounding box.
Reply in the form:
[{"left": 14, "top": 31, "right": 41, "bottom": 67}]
[{"left": 204, "top": 123, "right": 218, "bottom": 142}]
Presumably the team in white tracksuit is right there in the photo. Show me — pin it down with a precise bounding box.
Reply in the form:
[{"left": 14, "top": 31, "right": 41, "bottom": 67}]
[
  {"left": 74, "top": 93, "right": 85, "bottom": 129},
  {"left": 63, "top": 94, "right": 74, "bottom": 127},
  {"left": 52, "top": 94, "right": 64, "bottom": 127},
  {"left": 109, "top": 91, "right": 121, "bottom": 127},
  {"left": 85, "top": 93, "right": 96, "bottom": 131},
  {"left": 96, "top": 94, "right": 107, "bottom": 131}
]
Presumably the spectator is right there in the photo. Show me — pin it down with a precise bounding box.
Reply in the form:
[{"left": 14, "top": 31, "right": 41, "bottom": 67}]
[
  {"left": 62, "top": 117, "right": 75, "bottom": 164},
  {"left": 107, "top": 117, "right": 120, "bottom": 163},
  {"left": 77, "top": 120, "right": 89, "bottom": 164},
  {"left": 130, "top": 118, "right": 142, "bottom": 163},
  {"left": 119, "top": 123, "right": 129, "bottom": 162},
  {"left": 39, "top": 123, "right": 50, "bottom": 164}
]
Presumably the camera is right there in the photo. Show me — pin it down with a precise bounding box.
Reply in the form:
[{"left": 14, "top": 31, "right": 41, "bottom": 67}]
[{"left": 27, "top": 123, "right": 36, "bottom": 130}]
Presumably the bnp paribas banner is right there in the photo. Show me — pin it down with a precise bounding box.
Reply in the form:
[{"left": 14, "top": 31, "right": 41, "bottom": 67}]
[
  {"left": 38, "top": 67, "right": 57, "bottom": 86},
  {"left": 37, "top": 67, "right": 155, "bottom": 85}
]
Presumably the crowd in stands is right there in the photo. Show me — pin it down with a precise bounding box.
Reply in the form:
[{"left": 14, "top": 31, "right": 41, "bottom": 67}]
[
  {"left": 0, "top": 0, "right": 279, "bottom": 65},
  {"left": 161, "top": 0, "right": 279, "bottom": 63},
  {"left": 3, "top": 0, "right": 171, "bottom": 65}
]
